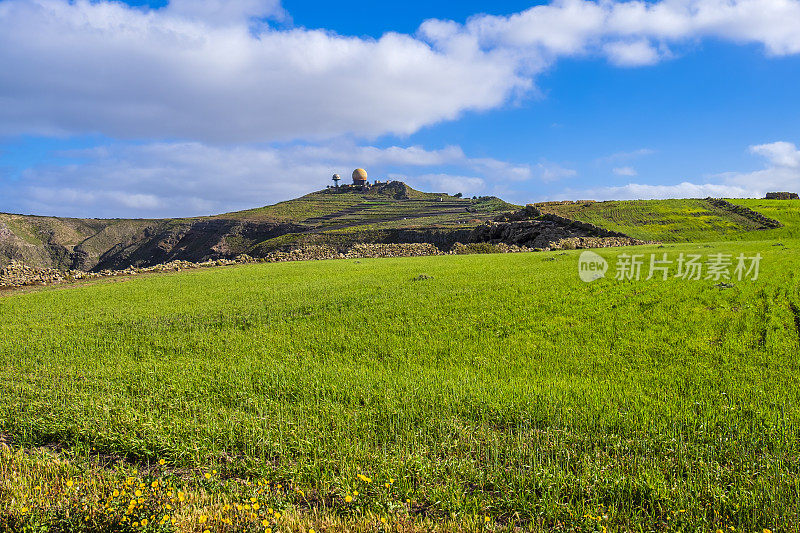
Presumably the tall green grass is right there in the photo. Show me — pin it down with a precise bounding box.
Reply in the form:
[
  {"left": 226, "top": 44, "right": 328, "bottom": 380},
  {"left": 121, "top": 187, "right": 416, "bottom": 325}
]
[{"left": 2, "top": 240, "right": 799, "bottom": 530}]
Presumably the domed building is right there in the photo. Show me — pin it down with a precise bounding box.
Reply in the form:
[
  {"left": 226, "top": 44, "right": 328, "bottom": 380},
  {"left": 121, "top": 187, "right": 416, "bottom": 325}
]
[{"left": 352, "top": 168, "right": 368, "bottom": 186}]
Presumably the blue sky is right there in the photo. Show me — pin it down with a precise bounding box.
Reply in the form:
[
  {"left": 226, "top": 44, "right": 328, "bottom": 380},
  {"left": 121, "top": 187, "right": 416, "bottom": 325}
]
[{"left": 1, "top": 0, "right": 800, "bottom": 218}]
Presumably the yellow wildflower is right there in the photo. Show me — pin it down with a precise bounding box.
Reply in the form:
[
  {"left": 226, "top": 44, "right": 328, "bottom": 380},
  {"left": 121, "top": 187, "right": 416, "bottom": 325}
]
[
  {"left": 66, "top": 480, "right": 74, "bottom": 488},
  {"left": 199, "top": 515, "right": 207, "bottom": 524},
  {"left": 204, "top": 473, "right": 211, "bottom": 479},
  {"left": 159, "top": 459, "right": 165, "bottom": 465},
  {"left": 345, "top": 495, "right": 353, "bottom": 503},
  {"left": 141, "top": 519, "right": 148, "bottom": 526}
]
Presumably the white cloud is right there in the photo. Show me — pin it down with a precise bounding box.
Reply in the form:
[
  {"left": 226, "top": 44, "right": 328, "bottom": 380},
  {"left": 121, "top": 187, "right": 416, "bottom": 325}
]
[
  {"left": 749, "top": 141, "right": 800, "bottom": 168},
  {"left": 1, "top": 1, "right": 800, "bottom": 142},
  {"left": 603, "top": 39, "right": 662, "bottom": 66},
  {"left": 564, "top": 140, "right": 800, "bottom": 201},
  {"left": 0, "top": 141, "right": 534, "bottom": 217},
  {"left": 409, "top": 174, "right": 486, "bottom": 196},
  {"left": 613, "top": 166, "right": 638, "bottom": 176},
  {"left": 563, "top": 181, "right": 753, "bottom": 200},
  {"left": 0, "top": 0, "right": 526, "bottom": 142},
  {"left": 165, "top": 0, "right": 285, "bottom": 25}
]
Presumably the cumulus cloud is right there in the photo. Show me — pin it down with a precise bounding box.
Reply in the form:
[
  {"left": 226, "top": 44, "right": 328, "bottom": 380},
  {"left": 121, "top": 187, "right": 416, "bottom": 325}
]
[
  {"left": 0, "top": 0, "right": 525, "bottom": 142},
  {"left": 719, "top": 141, "right": 800, "bottom": 192},
  {"left": 1, "top": 0, "right": 800, "bottom": 142},
  {"left": 0, "top": 141, "right": 537, "bottom": 218},
  {"left": 563, "top": 140, "right": 800, "bottom": 200}
]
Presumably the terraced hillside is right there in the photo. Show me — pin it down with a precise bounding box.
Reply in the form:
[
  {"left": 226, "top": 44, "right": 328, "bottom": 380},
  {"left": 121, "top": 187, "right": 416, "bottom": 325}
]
[
  {"left": 0, "top": 182, "right": 517, "bottom": 270},
  {"left": 536, "top": 198, "right": 791, "bottom": 242}
]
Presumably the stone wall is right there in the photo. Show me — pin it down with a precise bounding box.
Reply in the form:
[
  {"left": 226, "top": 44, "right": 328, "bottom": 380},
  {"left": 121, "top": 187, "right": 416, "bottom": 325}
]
[
  {"left": 765, "top": 192, "right": 800, "bottom": 200},
  {"left": 705, "top": 198, "right": 783, "bottom": 228}
]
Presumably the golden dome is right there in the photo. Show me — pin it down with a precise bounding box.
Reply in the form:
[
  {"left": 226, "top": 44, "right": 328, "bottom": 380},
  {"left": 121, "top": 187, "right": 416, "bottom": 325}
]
[{"left": 352, "top": 168, "right": 368, "bottom": 183}]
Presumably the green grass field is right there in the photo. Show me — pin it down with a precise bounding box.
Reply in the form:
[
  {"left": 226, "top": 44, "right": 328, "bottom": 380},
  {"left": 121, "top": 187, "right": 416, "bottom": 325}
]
[
  {"left": 537, "top": 198, "right": 799, "bottom": 243},
  {"left": 2, "top": 235, "right": 800, "bottom": 531}
]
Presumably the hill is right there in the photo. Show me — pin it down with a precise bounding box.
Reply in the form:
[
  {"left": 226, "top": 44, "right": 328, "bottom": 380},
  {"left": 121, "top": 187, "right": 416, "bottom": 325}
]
[
  {"left": 4, "top": 184, "right": 800, "bottom": 272},
  {"left": 535, "top": 197, "right": 792, "bottom": 242},
  {"left": 0, "top": 181, "right": 518, "bottom": 271}
]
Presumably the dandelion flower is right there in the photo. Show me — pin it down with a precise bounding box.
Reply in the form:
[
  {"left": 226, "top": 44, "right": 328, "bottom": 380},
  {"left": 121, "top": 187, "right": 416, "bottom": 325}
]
[
  {"left": 20, "top": 507, "right": 28, "bottom": 514},
  {"left": 199, "top": 515, "right": 207, "bottom": 524},
  {"left": 345, "top": 495, "right": 353, "bottom": 503},
  {"left": 66, "top": 480, "right": 74, "bottom": 488},
  {"left": 268, "top": 508, "right": 274, "bottom": 514},
  {"left": 275, "top": 512, "right": 281, "bottom": 519},
  {"left": 212, "top": 469, "right": 217, "bottom": 474},
  {"left": 159, "top": 459, "right": 165, "bottom": 465},
  {"left": 353, "top": 491, "right": 359, "bottom": 496},
  {"left": 262, "top": 519, "right": 270, "bottom": 527},
  {"left": 250, "top": 497, "right": 257, "bottom": 503},
  {"left": 204, "top": 473, "right": 211, "bottom": 479},
  {"left": 485, "top": 515, "right": 490, "bottom": 522},
  {"left": 135, "top": 490, "right": 142, "bottom": 497},
  {"left": 253, "top": 503, "right": 260, "bottom": 511},
  {"left": 141, "top": 519, "right": 148, "bottom": 526},
  {"left": 381, "top": 517, "right": 387, "bottom": 524},
  {"left": 178, "top": 492, "right": 185, "bottom": 502}
]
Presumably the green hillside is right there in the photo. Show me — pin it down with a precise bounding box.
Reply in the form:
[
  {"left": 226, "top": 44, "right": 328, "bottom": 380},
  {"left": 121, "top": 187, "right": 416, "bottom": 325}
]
[
  {"left": 728, "top": 198, "right": 800, "bottom": 239},
  {"left": 536, "top": 198, "right": 796, "bottom": 242},
  {"left": 222, "top": 181, "right": 515, "bottom": 227},
  {"left": 2, "top": 239, "right": 799, "bottom": 531},
  {"left": 0, "top": 182, "right": 517, "bottom": 270}
]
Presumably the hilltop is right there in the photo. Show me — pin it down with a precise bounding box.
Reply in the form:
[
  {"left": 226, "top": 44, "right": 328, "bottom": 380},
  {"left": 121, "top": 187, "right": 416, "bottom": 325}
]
[{"left": 0, "top": 181, "right": 518, "bottom": 271}]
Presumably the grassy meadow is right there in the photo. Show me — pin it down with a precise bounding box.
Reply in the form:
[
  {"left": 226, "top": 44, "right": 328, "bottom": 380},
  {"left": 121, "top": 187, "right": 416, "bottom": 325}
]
[
  {"left": 536, "top": 199, "right": 800, "bottom": 243},
  {"left": 2, "top": 235, "right": 799, "bottom": 532}
]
